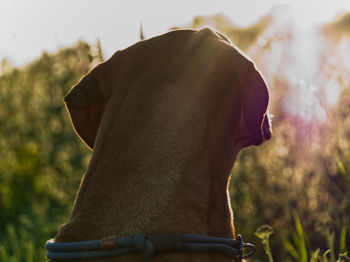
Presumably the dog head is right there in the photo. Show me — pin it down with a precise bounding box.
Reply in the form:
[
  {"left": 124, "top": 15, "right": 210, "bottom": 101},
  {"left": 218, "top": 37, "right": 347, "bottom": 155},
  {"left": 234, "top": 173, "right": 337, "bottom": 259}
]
[{"left": 64, "top": 28, "right": 271, "bottom": 158}]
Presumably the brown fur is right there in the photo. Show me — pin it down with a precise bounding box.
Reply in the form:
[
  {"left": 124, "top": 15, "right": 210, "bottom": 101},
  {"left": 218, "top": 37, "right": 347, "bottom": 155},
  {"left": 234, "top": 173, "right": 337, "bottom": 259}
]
[{"left": 53, "top": 28, "right": 271, "bottom": 262}]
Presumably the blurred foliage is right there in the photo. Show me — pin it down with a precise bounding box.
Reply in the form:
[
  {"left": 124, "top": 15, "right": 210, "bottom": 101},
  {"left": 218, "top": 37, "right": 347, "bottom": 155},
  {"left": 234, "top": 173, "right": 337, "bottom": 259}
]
[
  {"left": 172, "top": 13, "right": 272, "bottom": 52},
  {"left": 0, "top": 41, "right": 102, "bottom": 260},
  {"left": 322, "top": 12, "right": 350, "bottom": 40},
  {"left": 0, "top": 9, "right": 349, "bottom": 262}
]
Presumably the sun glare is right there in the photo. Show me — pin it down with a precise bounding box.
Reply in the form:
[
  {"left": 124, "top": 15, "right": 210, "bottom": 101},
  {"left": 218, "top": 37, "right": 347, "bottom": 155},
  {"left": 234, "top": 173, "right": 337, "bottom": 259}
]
[
  {"left": 250, "top": 4, "right": 349, "bottom": 124},
  {"left": 282, "top": 28, "right": 326, "bottom": 122}
]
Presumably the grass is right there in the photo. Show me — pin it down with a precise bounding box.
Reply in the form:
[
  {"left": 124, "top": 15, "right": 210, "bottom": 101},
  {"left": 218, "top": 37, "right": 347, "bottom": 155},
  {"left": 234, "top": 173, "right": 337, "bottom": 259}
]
[
  {"left": 255, "top": 213, "right": 350, "bottom": 262},
  {"left": 255, "top": 225, "right": 274, "bottom": 262}
]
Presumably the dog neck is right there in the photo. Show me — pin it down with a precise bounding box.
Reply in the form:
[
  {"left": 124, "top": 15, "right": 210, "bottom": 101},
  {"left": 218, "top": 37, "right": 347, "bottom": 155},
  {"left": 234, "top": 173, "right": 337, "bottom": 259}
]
[
  {"left": 56, "top": 78, "right": 243, "bottom": 261},
  {"left": 56, "top": 132, "right": 238, "bottom": 262}
]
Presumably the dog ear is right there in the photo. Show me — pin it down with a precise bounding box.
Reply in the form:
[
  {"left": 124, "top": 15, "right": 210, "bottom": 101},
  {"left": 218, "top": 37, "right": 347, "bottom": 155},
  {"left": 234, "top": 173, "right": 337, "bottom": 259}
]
[
  {"left": 64, "top": 67, "right": 106, "bottom": 150},
  {"left": 241, "top": 66, "right": 270, "bottom": 145}
]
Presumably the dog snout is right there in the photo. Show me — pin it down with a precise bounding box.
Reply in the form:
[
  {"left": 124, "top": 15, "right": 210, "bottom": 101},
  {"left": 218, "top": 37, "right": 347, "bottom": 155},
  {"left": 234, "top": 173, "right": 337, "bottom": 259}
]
[{"left": 262, "top": 113, "right": 272, "bottom": 141}]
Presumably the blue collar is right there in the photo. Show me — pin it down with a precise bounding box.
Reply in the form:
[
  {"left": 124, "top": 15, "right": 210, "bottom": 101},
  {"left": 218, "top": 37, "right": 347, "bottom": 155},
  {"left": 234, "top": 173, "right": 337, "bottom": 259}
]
[{"left": 46, "top": 233, "right": 255, "bottom": 261}]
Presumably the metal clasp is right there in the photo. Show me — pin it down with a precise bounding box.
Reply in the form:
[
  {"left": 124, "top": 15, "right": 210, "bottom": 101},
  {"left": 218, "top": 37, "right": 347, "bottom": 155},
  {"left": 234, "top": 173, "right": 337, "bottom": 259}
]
[{"left": 236, "top": 234, "right": 256, "bottom": 260}]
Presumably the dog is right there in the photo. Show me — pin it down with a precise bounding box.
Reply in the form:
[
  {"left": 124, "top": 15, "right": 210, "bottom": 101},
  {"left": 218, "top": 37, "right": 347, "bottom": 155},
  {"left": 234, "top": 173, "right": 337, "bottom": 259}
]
[{"left": 53, "top": 27, "right": 271, "bottom": 262}]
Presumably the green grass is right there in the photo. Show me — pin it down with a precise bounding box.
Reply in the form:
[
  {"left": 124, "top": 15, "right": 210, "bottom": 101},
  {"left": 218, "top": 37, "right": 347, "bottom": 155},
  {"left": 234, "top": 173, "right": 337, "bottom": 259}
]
[{"left": 256, "top": 215, "right": 350, "bottom": 262}]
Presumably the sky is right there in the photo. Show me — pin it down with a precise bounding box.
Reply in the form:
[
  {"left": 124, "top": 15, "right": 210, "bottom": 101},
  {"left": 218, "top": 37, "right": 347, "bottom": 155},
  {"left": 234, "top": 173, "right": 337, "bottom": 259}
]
[{"left": 0, "top": 0, "right": 349, "bottom": 66}]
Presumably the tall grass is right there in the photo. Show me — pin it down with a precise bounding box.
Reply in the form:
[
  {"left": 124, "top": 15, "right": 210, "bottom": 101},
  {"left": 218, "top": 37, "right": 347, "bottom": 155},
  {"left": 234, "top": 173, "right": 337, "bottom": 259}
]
[{"left": 256, "top": 214, "right": 350, "bottom": 262}]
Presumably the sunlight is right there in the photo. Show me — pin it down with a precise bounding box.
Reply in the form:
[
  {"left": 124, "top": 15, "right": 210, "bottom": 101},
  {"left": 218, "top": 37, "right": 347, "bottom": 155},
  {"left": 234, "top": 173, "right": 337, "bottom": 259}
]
[
  {"left": 280, "top": 22, "right": 347, "bottom": 123},
  {"left": 247, "top": 5, "right": 344, "bottom": 124},
  {"left": 288, "top": 0, "right": 348, "bottom": 28},
  {"left": 325, "top": 78, "right": 341, "bottom": 107},
  {"left": 282, "top": 28, "right": 326, "bottom": 122},
  {"left": 283, "top": 79, "right": 327, "bottom": 122}
]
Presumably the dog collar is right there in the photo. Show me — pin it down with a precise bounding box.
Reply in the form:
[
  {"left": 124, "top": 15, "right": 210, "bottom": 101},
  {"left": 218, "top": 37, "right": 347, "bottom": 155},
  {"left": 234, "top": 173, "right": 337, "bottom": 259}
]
[{"left": 46, "top": 233, "right": 255, "bottom": 261}]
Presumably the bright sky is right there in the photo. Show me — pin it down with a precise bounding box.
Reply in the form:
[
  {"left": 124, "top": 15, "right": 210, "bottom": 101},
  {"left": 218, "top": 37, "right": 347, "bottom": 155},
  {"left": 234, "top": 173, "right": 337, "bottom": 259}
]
[{"left": 0, "top": 0, "right": 349, "bottom": 66}]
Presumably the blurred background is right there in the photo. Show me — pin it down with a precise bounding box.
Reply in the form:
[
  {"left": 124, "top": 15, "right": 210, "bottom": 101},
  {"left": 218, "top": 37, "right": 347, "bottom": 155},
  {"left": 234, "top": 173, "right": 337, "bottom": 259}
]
[{"left": 0, "top": 0, "right": 349, "bottom": 261}]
